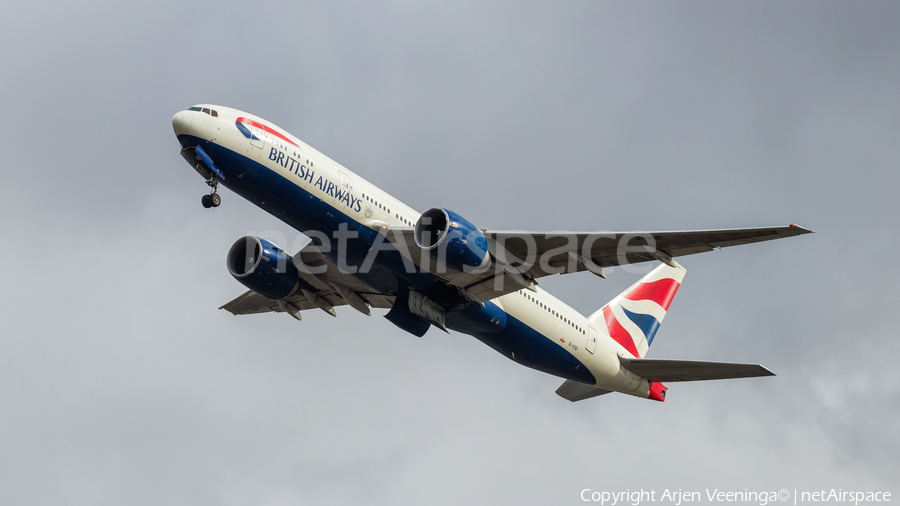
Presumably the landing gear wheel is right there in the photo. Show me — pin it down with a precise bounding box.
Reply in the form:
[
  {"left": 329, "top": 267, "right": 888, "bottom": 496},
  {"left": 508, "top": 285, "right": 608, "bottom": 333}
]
[{"left": 202, "top": 177, "right": 221, "bottom": 209}]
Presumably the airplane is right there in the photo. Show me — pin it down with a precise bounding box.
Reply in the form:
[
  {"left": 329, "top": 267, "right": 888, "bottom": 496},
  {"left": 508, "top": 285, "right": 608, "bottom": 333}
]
[{"left": 172, "top": 104, "right": 812, "bottom": 403}]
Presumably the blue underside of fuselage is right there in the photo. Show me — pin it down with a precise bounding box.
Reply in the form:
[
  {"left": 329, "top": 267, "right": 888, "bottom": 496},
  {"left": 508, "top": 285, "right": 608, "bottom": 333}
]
[{"left": 178, "top": 135, "right": 595, "bottom": 385}]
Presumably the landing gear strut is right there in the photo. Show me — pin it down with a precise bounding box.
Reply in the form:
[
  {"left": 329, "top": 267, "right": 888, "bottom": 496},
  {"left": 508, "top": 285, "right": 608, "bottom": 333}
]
[{"left": 201, "top": 178, "right": 221, "bottom": 208}]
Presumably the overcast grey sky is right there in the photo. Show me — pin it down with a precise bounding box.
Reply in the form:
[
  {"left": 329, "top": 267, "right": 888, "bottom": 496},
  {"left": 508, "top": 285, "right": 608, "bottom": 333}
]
[{"left": 1, "top": 1, "right": 898, "bottom": 505}]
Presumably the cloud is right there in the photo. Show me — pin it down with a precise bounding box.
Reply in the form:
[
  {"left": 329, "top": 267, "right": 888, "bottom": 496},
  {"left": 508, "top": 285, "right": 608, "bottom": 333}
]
[{"left": 0, "top": 1, "right": 897, "bottom": 504}]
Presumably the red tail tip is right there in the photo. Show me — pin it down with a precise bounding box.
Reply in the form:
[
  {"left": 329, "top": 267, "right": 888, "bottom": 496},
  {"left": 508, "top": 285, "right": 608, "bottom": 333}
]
[{"left": 648, "top": 382, "right": 667, "bottom": 402}]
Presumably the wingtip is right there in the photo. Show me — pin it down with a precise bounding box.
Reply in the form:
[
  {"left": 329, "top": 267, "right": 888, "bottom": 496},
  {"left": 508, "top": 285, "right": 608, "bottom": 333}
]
[
  {"left": 758, "top": 364, "right": 777, "bottom": 377},
  {"left": 788, "top": 223, "right": 815, "bottom": 235}
]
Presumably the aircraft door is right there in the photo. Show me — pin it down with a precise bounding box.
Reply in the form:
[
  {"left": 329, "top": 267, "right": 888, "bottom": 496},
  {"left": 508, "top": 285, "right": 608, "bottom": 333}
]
[
  {"left": 586, "top": 326, "right": 598, "bottom": 356},
  {"left": 338, "top": 170, "right": 351, "bottom": 208},
  {"left": 249, "top": 122, "right": 266, "bottom": 149}
]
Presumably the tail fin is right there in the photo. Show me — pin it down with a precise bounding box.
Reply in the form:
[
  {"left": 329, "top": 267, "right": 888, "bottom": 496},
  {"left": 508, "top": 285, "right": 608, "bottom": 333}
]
[{"left": 588, "top": 262, "right": 686, "bottom": 358}]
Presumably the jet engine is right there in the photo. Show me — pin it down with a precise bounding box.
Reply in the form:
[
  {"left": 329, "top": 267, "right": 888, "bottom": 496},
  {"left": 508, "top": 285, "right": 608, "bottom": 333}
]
[
  {"left": 226, "top": 236, "right": 299, "bottom": 300},
  {"left": 414, "top": 208, "right": 490, "bottom": 272}
]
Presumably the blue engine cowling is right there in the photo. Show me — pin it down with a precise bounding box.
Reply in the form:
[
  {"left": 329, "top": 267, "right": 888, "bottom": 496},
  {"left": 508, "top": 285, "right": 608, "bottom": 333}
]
[
  {"left": 226, "top": 236, "right": 299, "bottom": 300},
  {"left": 414, "top": 208, "right": 490, "bottom": 272}
]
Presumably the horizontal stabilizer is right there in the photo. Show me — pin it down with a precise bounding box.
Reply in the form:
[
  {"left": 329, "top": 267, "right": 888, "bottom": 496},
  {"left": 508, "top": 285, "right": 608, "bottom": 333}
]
[
  {"left": 619, "top": 357, "right": 775, "bottom": 382},
  {"left": 555, "top": 380, "right": 613, "bottom": 402}
]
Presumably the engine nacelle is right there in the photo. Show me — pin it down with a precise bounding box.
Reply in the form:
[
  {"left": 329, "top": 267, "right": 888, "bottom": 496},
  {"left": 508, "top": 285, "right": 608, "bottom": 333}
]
[
  {"left": 414, "top": 208, "right": 490, "bottom": 272},
  {"left": 226, "top": 236, "right": 299, "bottom": 300}
]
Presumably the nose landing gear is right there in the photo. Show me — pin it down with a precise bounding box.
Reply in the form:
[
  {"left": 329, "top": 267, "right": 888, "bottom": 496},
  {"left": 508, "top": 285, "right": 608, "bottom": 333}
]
[
  {"left": 201, "top": 193, "right": 221, "bottom": 208},
  {"left": 201, "top": 178, "right": 222, "bottom": 208}
]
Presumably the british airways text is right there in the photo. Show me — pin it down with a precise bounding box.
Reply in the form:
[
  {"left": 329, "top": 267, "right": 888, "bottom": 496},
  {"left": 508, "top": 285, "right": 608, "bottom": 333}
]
[{"left": 269, "top": 147, "right": 362, "bottom": 212}]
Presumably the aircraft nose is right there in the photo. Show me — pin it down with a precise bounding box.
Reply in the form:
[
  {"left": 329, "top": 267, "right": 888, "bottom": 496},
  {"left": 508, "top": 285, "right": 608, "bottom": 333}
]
[{"left": 172, "top": 110, "right": 193, "bottom": 136}]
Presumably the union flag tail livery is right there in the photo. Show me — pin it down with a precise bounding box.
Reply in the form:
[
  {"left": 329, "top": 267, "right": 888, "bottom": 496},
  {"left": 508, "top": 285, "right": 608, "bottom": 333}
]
[
  {"left": 173, "top": 104, "right": 811, "bottom": 404},
  {"left": 558, "top": 261, "right": 774, "bottom": 403},
  {"left": 590, "top": 262, "right": 686, "bottom": 359}
]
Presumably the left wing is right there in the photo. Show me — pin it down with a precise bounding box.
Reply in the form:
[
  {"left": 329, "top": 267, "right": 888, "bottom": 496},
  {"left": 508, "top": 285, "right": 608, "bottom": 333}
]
[
  {"left": 221, "top": 242, "right": 394, "bottom": 319},
  {"left": 220, "top": 287, "right": 394, "bottom": 318}
]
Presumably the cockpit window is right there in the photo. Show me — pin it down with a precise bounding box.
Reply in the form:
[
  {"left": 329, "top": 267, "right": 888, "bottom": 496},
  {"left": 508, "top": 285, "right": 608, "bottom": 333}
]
[{"left": 188, "top": 106, "right": 218, "bottom": 116}]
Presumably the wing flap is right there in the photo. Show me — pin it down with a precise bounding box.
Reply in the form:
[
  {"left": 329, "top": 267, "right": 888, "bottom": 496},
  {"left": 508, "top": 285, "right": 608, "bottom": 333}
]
[
  {"left": 619, "top": 357, "right": 776, "bottom": 382},
  {"left": 220, "top": 290, "right": 283, "bottom": 315},
  {"left": 219, "top": 290, "right": 325, "bottom": 316}
]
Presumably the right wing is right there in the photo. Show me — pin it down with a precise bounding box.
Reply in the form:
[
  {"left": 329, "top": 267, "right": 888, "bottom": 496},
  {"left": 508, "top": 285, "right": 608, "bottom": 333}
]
[
  {"left": 486, "top": 224, "right": 812, "bottom": 272},
  {"left": 383, "top": 224, "right": 812, "bottom": 302}
]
